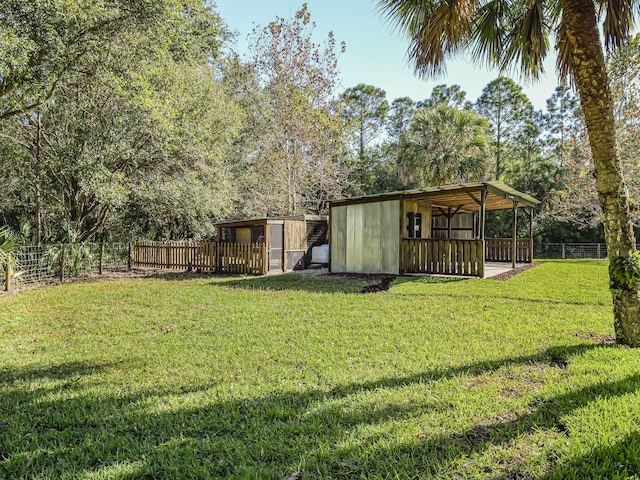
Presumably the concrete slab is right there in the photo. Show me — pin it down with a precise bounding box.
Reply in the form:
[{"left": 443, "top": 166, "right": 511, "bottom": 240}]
[
  {"left": 483, "top": 262, "right": 528, "bottom": 278},
  {"left": 401, "top": 262, "right": 528, "bottom": 279}
]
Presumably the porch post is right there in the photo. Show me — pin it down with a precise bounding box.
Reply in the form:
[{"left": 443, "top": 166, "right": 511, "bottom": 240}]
[
  {"left": 447, "top": 207, "right": 452, "bottom": 239},
  {"left": 479, "top": 191, "right": 487, "bottom": 240},
  {"left": 512, "top": 201, "right": 518, "bottom": 269},
  {"left": 264, "top": 222, "right": 270, "bottom": 275},
  {"left": 528, "top": 208, "right": 534, "bottom": 263},
  {"left": 216, "top": 225, "right": 221, "bottom": 273},
  {"left": 479, "top": 191, "right": 487, "bottom": 278},
  {"left": 399, "top": 199, "right": 405, "bottom": 274}
]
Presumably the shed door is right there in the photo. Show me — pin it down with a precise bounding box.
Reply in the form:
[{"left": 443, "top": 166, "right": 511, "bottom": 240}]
[{"left": 269, "top": 224, "right": 284, "bottom": 271}]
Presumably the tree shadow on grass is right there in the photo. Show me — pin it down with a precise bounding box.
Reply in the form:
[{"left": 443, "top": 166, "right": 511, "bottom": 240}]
[
  {"left": 216, "top": 272, "right": 466, "bottom": 295},
  {"left": 0, "top": 359, "right": 120, "bottom": 383},
  {"left": 115, "top": 270, "right": 375, "bottom": 294},
  {"left": 213, "top": 273, "right": 378, "bottom": 294},
  {"left": 0, "top": 342, "right": 630, "bottom": 479},
  {"left": 538, "top": 431, "right": 640, "bottom": 479}
]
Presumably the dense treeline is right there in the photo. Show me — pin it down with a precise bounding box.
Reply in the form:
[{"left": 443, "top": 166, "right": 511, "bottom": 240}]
[{"left": 0, "top": 2, "right": 638, "bottom": 245}]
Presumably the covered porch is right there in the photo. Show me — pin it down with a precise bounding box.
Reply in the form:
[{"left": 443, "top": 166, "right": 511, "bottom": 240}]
[
  {"left": 399, "top": 182, "right": 539, "bottom": 277},
  {"left": 329, "top": 181, "right": 540, "bottom": 278}
]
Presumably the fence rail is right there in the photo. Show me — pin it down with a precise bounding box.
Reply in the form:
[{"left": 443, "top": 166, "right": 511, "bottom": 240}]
[
  {"left": 486, "top": 238, "right": 533, "bottom": 263},
  {"left": 402, "top": 238, "right": 484, "bottom": 277},
  {"left": 133, "top": 240, "right": 267, "bottom": 275}
]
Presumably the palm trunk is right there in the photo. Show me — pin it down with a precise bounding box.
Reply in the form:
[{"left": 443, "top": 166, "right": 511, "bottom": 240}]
[{"left": 561, "top": 0, "right": 640, "bottom": 345}]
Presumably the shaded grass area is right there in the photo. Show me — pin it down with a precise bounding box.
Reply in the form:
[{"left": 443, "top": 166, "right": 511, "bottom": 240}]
[{"left": 1, "top": 260, "right": 639, "bottom": 478}]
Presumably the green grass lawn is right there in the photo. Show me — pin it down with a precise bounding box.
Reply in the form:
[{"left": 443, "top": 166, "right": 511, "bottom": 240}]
[{"left": 1, "top": 261, "right": 640, "bottom": 479}]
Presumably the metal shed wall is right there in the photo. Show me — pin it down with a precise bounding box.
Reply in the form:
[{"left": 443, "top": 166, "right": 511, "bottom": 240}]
[{"left": 330, "top": 200, "right": 400, "bottom": 274}]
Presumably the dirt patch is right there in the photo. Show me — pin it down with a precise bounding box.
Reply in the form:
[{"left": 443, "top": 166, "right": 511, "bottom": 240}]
[
  {"left": 359, "top": 275, "right": 396, "bottom": 293},
  {"left": 328, "top": 272, "right": 397, "bottom": 293},
  {"left": 575, "top": 332, "right": 617, "bottom": 344},
  {"left": 490, "top": 262, "right": 540, "bottom": 281},
  {"left": 0, "top": 268, "right": 168, "bottom": 296}
]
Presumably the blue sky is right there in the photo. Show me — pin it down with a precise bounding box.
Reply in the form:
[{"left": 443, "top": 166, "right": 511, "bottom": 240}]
[{"left": 216, "top": 0, "right": 561, "bottom": 110}]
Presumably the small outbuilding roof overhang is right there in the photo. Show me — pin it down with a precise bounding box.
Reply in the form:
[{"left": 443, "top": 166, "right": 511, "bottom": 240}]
[
  {"left": 215, "top": 214, "right": 327, "bottom": 229},
  {"left": 328, "top": 181, "right": 540, "bottom": 212}
]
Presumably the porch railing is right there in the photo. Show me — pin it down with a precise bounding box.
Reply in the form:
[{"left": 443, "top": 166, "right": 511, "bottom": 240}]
[
  {"left": 485, "top": 238, "right": 532, "bottom": 263},
  {"left": 401, "top": 238, "right": 484, "bottom": 277}
]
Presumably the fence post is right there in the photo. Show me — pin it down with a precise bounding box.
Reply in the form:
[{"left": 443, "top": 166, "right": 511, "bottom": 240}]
[
  {"left": 99, "top": 242, "right": 105, "bottom": 275},
  {"left": 597, "top": 243, "right": 601, "bottom": 259},
  {"left": 59, "top": 244, "right": 66, "bottom": 283},
  {"left": 4, "top": 259, "right": 11, "bottom": 292},
  {"left": 128, "top": 242, "right": 132, "bottom": 270},
  {"left": 561, "top": 243, "right": 566, "bottom": 259}
]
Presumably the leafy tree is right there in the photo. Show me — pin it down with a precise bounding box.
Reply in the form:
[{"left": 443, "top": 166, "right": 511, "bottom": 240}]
[
  {"left": 237, "top": 5, "right": 347, "bottom": 216},
  {"left": 551, "top": 36, "right": 640, "bottom": 234},
  {"left": 0, "top": 0, "right": 240, "bottom": 242},
  {"left": 545, "top": 85, "right": 580, "bottom": 166},
  {"left": 387, "top": 96, "right": 416, "bottom": 142},
  {"left": 0, "top": 0, "right": 168, "bottom": 121},
  {"left": 504, "top": 112, "right": 553, "bottom": 192},
  {"left": 378, "top": 0, "right": 640, "bottom": 345},
  {"left": 341, "top": 84, "right": 389, "bottom": 193},
  {"left": 380, "top": 96, "right": 416, "bottom": 190},
  {"left": 399, "top": 105, "right": 489, "bottom": 186},
  {"left": 419, "top": 84, "right": 471, "bottom": 110},
  {"left": 475, "top": 77, "right": 533, "bottom": 179}
]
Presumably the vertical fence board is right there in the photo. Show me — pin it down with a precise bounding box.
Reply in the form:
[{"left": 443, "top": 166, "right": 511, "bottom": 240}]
[
  {"left": 131, "top": 240, "right": 266, "bottom": 276},
  {"left": 401, "top": 238, "right": 483, "bottom": 277}
]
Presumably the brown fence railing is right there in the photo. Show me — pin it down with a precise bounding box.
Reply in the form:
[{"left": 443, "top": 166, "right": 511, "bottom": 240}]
[
  {"left": 134, "top": 240, "right": 267, "bottom": 275},
  {"left": 485, "top": 238, "right": 532, "bottom": 263},
  {"left": 401, "top": 238, "right": 484, "bottom": 277}
]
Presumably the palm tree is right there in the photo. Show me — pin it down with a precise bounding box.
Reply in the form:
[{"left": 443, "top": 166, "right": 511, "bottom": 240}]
[
  {"left": 378, "top": 0, "right": 640, "bottom": 345},
  {"left": 400, "top": 105, "right": 489, "bottom": 185}
]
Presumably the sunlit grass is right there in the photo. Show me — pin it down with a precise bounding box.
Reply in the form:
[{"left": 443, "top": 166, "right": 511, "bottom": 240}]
[{"left": 1, "top": 260, "right": 639, "bottom": 478}]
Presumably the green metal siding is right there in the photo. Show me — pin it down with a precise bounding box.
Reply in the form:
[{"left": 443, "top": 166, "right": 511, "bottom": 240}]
[{"left": 330, "top": 200, "right": 400, "bottom": 274}]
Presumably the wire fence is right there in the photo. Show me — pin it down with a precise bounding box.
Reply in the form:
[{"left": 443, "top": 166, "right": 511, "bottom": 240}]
[
  {"left": 1, "top": 242, "right": 131, "bottom": 292},
  {"left": 0, "top": 241, "right": 623, "bottom": 293},
  {"left": 534, "top": 243, "right": 611, "bottom": 260}
]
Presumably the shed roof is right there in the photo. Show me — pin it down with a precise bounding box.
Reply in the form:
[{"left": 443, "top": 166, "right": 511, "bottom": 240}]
[
  {"left": 329, "top": 181, "right": 540, "bottom": 212},
  {"left": 215, "top": 214, "right": 327, "bottom": 229}
]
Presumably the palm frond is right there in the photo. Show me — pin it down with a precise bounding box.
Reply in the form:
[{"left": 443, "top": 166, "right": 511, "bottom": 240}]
[
  {"left": 555, "top": 21, "right": 575, "bottom": 83},
  {"left": 600, "top": 0, "right": 634, "bottom": 48},
  {"left": 377, "top": 0, "right": 429, "bottom": 32},
  {"left": 0, "top": 226, "right": 19, "bottom": 263},
  {"left": 379, "top": 0, "right": 479, "bottom": 77},
  {"left": 0, "top": 226, "right": 21, "bottom": 282},
  {"left": 470, "top": 0, "right": 508, "bottom": 69},
  {"left": 545, "top": 0, "right": 563, "bottom": 27},
  {"left": 501, "top": 0, "right": 550, "bottom": 77}
]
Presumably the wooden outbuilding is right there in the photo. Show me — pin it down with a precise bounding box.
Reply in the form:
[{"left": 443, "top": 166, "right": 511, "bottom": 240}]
[
  {"left": 329, "top": 181, "right": 540, "bottom": 277},
  {"left": 215, "top": 215, "right": 328, "bottom": 274}
]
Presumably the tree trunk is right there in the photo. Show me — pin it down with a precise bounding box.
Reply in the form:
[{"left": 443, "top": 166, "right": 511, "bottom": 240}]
[
  {"left": 34, "top": 110, "right": 43, "bottom": 246},
  {"left": 561, "top": 0, "right": 640, "bottom": 345},
  {"left": 496, "top": 101, "right": 501, "bottom": 179}
]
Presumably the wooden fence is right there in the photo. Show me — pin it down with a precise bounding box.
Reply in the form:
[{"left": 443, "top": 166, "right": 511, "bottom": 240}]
[
  {"left": 134, "top": 240, "right": 267, "bottom": 275},
  {"left": 401, "top": 238, "right": 484, "bottom": 277},
  {"left": 485, "top": 238, "right": 532, "bottom": 263}
]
